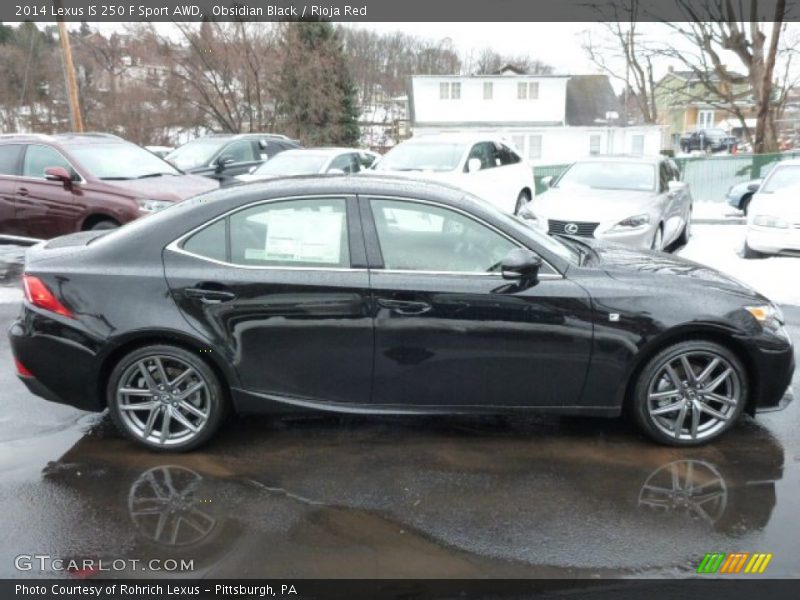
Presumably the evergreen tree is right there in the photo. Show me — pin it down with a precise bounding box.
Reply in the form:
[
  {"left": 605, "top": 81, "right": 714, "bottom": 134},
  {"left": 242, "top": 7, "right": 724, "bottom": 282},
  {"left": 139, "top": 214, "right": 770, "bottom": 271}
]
[{"left": 275, "top": 21, "right": 360, "bottom": 146}]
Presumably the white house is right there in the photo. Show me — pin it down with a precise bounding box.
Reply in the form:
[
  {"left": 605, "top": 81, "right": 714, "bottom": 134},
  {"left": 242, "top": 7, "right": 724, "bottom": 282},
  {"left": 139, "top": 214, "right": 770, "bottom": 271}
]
[{"left": 409, "top": 69, "right": 662, "bottom": 166}]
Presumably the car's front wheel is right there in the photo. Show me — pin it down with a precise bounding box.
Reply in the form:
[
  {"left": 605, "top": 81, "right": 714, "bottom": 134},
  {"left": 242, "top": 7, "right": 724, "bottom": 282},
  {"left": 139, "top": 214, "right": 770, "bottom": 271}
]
[
  {"left": 107, "top": 344, "right": 227, "bottom": 452},
  {"left": 632, "top": 340, "right": 747, "bottom": 446}
]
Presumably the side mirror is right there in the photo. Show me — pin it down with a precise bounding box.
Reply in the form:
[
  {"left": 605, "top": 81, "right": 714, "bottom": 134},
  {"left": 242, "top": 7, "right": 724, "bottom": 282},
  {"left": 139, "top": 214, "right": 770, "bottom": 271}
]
[
  {"left": 44, "top": 166, "right": 73, "bottom": 186},
  {"left": 540, "top": 175, "right": 553, "bottom": 188},
  {"left": 746, "top": 181, "right": 761, "bottom": 192},
  {"left": 501, "top": 248, "right": 543, "bottom": 286},
  {"left": 466, "top": 158, "right": 482, "bottom": 173},
  {"left": 215, "top": 155, "right": 235, "bottom": 173}
]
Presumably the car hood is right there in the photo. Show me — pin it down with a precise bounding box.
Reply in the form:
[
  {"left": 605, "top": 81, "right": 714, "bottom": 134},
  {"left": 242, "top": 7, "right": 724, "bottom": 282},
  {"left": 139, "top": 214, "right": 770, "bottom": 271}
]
[
  {"left": 579, "top": 238, "right": 766, "bottom": 300},
  {"left": 531, "top": 187, "right": 658, "bottom": 222},
  {"left": 104, "top": 174, "right": 219, "bottom": 201},
  {"left": 236, "top": 173, "right": 278, "bottom": 183},
  {"left": 750, "top": 191, "right": 800, "bottom": 220}
]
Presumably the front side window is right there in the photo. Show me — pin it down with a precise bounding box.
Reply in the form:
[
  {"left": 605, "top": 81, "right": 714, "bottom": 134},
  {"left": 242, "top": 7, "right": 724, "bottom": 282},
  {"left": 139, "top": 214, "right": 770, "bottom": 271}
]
[
  {"left": 466, "top": 142, "right": 497, "bottom": 171},
  {"left": 0, "top": 144, "right": 23, "bottom": 176},
  {"left": 23, "top": 145, "right": 73, "bottom": 179},
  {"left": 182, "top": 198, "right": 350, "bottom": 268},
  {"left": 371, "top": 198, "right": 516, "bottom": 273}
]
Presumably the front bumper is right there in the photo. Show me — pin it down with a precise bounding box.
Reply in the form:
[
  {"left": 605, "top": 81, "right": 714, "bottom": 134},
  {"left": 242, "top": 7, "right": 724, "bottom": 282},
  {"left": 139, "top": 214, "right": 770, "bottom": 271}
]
[
  {"left": 746, "top": 225, "right": 800, "bottom": 254},
  {"left": 756, "top": 386, "right": 794, "bottom": 413},
  {"left": 596, "top": 226, "right": 655, "bottom": 250}
]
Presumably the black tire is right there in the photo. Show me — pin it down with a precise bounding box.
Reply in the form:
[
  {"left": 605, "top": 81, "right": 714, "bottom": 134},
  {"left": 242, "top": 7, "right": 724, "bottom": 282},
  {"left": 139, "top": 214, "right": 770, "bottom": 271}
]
[
  {"left": 740, "top": 193, "right": 752, "bottom": 216},
  {"left": 743, "top": 241, "right": 767, "bottom": 259},
  {"left": 514, "top": 190, "right": 531, "bottom": 215},
  {"left": 676, "top": 209, "right": 692, "bottom": 246},
  {"left": 632, "top": 340, "right": 748, "bottom": 447},
  {"left": 107, "top": 344, "right": 227, "bottom": 452},
  {"left": 89, "top": 218, "right": 119, "bottom": 231},
  {"left": 650, "top": 224, "right": 664, "bottom": 251}
]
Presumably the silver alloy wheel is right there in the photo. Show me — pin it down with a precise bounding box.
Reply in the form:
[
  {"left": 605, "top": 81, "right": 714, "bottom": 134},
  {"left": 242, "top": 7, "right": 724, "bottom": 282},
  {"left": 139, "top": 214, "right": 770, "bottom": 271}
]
[
  {"left": 117, "top": 355, "right": 211, "bottom": 447},
  {"left": 646, "top": 351, "right": 741, "bottom": 442}
]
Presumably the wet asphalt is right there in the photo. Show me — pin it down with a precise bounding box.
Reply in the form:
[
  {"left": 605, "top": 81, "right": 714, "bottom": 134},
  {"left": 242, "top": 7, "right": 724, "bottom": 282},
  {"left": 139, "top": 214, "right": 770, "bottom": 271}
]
[{"left": 0, "top": 243, "right": 799, "bottom": 579}]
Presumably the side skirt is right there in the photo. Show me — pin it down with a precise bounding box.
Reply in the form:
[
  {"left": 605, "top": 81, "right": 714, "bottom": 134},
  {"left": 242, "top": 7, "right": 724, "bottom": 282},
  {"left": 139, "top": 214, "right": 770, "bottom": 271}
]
[{"left": 231, "top": 388, "right": 622, "bottom": 418}]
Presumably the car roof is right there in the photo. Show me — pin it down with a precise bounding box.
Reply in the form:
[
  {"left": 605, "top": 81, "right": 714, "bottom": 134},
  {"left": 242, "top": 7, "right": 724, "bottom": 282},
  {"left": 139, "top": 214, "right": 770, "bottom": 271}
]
[
  {"left": 0, "top": 132, "right": 127, "bottom": 145},
  {"left": 199, "top": 133, "right": 292, "bottom": 141}
]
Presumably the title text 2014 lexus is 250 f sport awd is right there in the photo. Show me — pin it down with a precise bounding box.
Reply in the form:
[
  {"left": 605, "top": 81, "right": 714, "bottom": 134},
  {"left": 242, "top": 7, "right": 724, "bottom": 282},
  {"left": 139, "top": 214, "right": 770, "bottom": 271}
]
[{"left": 8, "top": 175, "right": 795, "bottom": 451}]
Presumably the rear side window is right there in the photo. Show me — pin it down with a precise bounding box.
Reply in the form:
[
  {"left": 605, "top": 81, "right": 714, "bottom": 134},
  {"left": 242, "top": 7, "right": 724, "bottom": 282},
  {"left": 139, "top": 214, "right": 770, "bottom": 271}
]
[
  {"left": 223, "top": 140, "right": 258, "bottom": 164},
  {"left": 23, "top": 145, "right": 73, "bottom": 179},
  {"left": 0, "top": 144, "right": 23, "bottom": 176},
  {"left": 181, "top": 198, "right": 350, "bottom": 268}
]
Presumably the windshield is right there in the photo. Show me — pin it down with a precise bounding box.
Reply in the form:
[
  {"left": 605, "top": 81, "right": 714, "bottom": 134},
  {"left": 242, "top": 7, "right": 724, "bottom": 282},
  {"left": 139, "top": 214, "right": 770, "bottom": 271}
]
[
  {"left": 761, "top": 165, "right": 800, "bottom": 193},
  {"left": 555, "top": 161, "right": 655, "bottom": 192},
  {"left": 375, "top": 142, "right": 466, "bottom": 172},
  {"left": 66, "top": 143, "right": 181, "bottom": 180},
  {"left": 252, "top": 153, "right": 328, "bottom": 176},
  {"left": 165, "top": 138, "right": 228, "bottom": 170},
  {"left": 492, "top": 211, "right": 579, "bottom": 264}
]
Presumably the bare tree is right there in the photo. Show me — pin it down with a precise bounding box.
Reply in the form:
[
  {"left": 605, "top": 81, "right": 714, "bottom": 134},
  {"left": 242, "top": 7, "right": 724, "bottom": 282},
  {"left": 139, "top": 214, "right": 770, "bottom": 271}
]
[
  {"left": 464, "top": 47, "right": 554, "bottom": 75},
  {"left": 583, "top": 0, "right": 658, "bottom": 124},
  {"left": 654, "top": 0, "right": 792, "bottom": 153}
]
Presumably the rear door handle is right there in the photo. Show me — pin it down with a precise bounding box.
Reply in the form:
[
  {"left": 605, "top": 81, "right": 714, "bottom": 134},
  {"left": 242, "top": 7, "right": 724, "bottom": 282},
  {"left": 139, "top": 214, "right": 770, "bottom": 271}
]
[
  {"left": 377, "top": 298, "right": 432, "bottom": 315},
  {"left": 184, "top": 286, "right": 236, "bottom": 304},
  {"left": 17, "top": 187, "right": 29, "bottom": 197}
]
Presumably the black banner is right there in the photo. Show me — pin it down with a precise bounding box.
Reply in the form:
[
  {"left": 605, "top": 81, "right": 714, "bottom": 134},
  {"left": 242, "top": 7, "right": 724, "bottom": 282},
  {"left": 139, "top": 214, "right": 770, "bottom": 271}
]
[
  {"left": 3, "top": 0, "right": 800, "bottom": 23},
  {"left": 4, "top": 580, "right": 800, "bottom": 600}
]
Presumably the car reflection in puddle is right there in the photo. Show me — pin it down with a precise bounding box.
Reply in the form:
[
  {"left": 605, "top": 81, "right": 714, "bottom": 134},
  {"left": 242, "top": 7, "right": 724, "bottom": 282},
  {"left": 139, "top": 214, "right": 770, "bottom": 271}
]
[{"left": 41, "top": 414, "right": 784, "bottom": 577}]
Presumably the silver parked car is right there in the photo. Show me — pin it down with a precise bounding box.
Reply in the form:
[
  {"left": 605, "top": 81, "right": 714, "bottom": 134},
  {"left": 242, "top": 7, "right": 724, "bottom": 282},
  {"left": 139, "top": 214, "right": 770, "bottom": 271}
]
[{"left": 519, "top": 156, "right": 693, "bottom": 250}]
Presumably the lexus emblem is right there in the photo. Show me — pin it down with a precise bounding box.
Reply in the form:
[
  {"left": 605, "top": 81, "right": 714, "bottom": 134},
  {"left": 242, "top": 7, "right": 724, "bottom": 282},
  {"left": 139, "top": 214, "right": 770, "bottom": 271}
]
[{"left": 564, "top": 222, "right": 579, "bottom": 234}]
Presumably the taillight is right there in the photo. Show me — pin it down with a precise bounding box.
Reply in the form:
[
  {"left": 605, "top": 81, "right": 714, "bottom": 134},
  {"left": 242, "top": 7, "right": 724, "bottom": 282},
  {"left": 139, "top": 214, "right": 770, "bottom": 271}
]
[
  {"left": 14, "top": 358, "right": 33, "bottom": 377},
  {"left": 22, "top": 274, "right": 73, "bottom": 318}
]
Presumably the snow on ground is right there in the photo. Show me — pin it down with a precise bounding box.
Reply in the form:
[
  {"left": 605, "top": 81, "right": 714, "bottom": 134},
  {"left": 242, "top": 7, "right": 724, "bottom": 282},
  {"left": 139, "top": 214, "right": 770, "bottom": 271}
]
[{"left": 678, "top": 223, "right": 800, "bottom": 306}]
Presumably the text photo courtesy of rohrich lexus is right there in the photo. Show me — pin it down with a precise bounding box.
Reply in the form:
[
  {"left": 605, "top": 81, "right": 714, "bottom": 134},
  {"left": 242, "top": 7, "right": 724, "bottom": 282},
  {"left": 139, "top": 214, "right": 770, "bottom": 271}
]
[{"left": 1, "top": 1, "right": 800, "bottom": 595}]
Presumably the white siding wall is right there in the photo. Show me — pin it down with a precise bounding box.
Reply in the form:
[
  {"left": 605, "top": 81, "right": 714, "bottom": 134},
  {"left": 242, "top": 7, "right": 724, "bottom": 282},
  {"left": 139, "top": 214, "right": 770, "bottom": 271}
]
[{"left": 412, "top": 76, "right": 569, "bottom": 125}]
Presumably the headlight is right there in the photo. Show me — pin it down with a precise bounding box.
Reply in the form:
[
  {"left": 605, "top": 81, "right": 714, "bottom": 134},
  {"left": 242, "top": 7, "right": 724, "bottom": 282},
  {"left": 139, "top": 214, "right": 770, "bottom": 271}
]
[
  {"left": 752, "top": 214, "right": 789, "bottom": 228},
  {"left": 611, "top": 214, "right": 650, "bottom": 231},
  {"left": 745, "top": 304, "right": 785, "bottom": 335},
  {"left": 136, "top": 199, "right": 173, "bottom": 213}
]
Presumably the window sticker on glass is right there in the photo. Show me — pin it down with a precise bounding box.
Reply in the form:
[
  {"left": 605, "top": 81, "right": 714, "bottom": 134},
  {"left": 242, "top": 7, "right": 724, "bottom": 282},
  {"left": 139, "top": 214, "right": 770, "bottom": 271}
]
[{"left": 259, "top": 211, "right": 344, "bottom": 264}]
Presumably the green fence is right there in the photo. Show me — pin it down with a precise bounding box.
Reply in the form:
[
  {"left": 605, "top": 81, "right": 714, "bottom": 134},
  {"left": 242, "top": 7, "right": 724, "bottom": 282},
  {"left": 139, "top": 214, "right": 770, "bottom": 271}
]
[{"left": 533, "top": 152, "right": 800, "bottom": 202}]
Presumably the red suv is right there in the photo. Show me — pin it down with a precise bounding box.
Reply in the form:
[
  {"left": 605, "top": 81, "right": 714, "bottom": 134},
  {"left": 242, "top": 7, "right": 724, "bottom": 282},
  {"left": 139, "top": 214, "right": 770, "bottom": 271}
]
[{"left": 0, "top": 133, "right": 219, "bottom": 239}]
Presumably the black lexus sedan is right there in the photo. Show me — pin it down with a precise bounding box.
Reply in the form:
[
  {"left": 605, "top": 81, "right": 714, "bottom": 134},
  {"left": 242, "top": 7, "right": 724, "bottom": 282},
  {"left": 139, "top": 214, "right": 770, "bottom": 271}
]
[{"left": 8, "top": 175, "right": 795, "bottom": 451}]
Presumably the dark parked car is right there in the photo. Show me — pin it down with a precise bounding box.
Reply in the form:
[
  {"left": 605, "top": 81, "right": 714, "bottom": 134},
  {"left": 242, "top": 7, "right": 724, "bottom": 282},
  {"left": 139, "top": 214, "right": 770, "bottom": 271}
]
[
  {"left": 0, "top": 133, "right": 218, "bottom": 239},
  {"left": 9, "top": 176, "right": 794, "bottom": 451},
  {"left": 680, "top": 129, "right": 738, "bottom": 153},
  {"left": 165, "top": 134, "right": 301, "bottom": 183}
]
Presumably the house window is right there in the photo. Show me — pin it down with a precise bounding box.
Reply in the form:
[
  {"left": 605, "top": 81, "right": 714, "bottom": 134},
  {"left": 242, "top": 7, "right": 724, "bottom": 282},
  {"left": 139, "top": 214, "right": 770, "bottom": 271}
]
[
  {"left": 698, "top": 109, "right": 715, "bottom": 129},
  {"left": 528, "top": 134, "right": 542, "bottom": 160},
  {"left": 517, "top": 81, "right": 538, "bottom": 100},
  {"left": 631, "top": 134, "right": 645, "bottom": 156},
  {"left": 483, "top": 82, "right": 493, "bottom": 100},
  {"left": 589, "top": 134, "right": 601, "bottom": 156},
  {"left": 440, "top": 82, "right": 460, "bottom": 100},
  {"left": 511, "top": 135, "right": 525, "bottom": 155}
]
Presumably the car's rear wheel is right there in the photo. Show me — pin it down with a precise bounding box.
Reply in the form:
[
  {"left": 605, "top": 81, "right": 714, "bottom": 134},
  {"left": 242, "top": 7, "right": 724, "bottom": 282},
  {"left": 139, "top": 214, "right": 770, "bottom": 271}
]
[
  {"left": 632, "top": 341, "right": 747, "bottom": 446},
  {"left": 108, "top": 344, "right": 227, "bottom": 452},
  {"left": 514, "top": 190, "right": 531, "bottom": 215}
]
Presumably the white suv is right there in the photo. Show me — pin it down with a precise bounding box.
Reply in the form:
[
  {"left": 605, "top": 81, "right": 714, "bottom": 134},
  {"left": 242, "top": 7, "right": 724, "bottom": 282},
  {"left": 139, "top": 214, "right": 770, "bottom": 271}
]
[{"left": 374, "top": 134, "right": 534, "bottom": 214}]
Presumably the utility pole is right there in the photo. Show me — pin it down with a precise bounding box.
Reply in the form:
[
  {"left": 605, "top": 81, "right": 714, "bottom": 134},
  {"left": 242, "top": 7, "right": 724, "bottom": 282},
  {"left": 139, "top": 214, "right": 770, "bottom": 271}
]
[{"left": 55, "top": 2, "right": 83, "bottom": 132}]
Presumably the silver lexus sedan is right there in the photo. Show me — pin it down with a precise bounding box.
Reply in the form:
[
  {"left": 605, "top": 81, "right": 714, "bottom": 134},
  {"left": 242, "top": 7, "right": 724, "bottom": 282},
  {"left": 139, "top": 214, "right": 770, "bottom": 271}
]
[{"left": 519, "top": 156, "right": 693, "bottom": 250}]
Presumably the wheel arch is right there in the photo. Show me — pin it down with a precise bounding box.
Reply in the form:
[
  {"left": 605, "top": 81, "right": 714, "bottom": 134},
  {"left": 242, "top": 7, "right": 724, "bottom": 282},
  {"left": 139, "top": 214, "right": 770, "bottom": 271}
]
[
  {"left": 620, "top": 324, "right": 759, "bottom": 416},
  {"left": 81, "top": 213, "right": 121, "bottom": 231},
  {"left": 97, "top": 330, "right": 236, "bottom": 410}
]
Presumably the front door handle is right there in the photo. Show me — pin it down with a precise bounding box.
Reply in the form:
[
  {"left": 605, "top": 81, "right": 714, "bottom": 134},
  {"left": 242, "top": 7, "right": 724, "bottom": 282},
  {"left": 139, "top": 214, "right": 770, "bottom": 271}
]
[
  {"left": 184, "top": 286, "right": 236, "bottom": 304},
  {"left": 17, "top": 187, "right": 29, "bottom": 197},
  {"left": 377, "top": 298, "right": 432, "bottom": 315}
]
